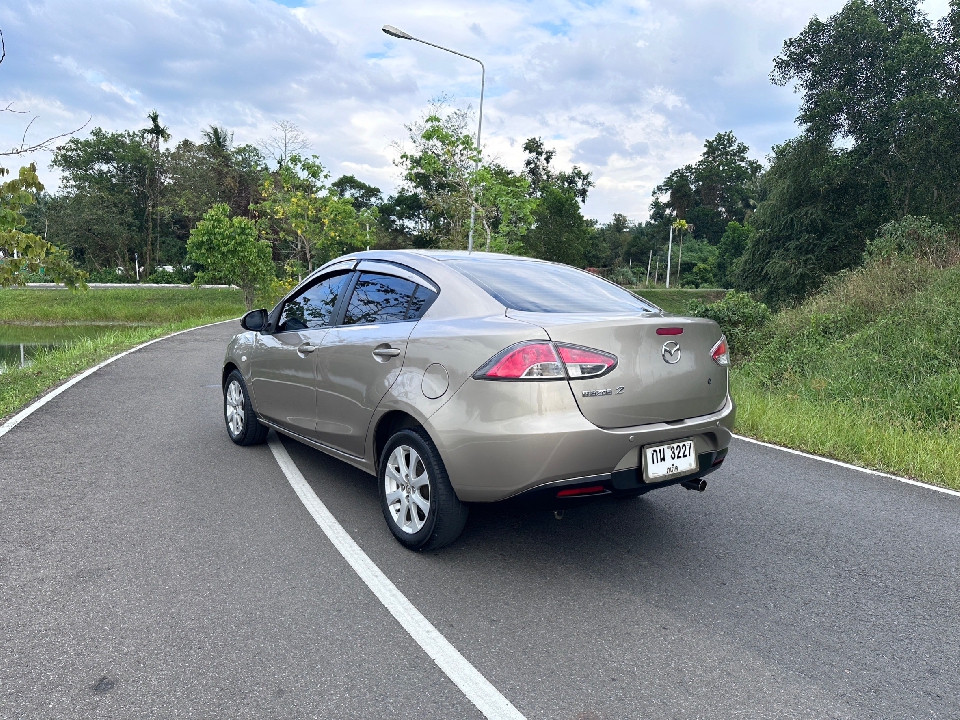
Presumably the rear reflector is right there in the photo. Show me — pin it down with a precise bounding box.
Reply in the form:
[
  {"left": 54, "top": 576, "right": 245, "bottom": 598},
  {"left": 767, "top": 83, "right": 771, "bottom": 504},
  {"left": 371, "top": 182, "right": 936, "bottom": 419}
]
[
  {"left": 556, "top": 485, "right": 607, "bottom": 498},
  {"left": 656, "top": 327, "right": 683, "bottom": 335}
]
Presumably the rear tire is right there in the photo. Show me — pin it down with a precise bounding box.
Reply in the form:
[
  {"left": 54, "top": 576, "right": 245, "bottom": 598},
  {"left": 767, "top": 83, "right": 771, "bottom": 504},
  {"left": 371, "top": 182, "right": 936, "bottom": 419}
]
[
  {"left": 378, "top": 428, "right": 468, "bottom": 551},
  {"left": 224, "top": 370, "right": 269, "bottom": 446}
]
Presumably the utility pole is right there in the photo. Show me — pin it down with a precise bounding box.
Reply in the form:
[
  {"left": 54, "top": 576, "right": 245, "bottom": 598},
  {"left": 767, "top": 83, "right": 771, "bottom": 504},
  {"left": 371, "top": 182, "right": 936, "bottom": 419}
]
[
  {"left": 665, "top": 224, "right": 673, "bottom": 289},
  {"left": 645, "top": 250, "right": 652, "bottom": 286},
  {"left": 676, "top": 234, "right": 683, "bottom": 288}
]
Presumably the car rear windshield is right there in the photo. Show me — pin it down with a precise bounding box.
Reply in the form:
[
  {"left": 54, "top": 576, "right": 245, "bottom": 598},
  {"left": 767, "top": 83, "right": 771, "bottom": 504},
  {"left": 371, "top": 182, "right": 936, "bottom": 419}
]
[{"left": 446, "top": 258, "right": 658, "bottom": 314}]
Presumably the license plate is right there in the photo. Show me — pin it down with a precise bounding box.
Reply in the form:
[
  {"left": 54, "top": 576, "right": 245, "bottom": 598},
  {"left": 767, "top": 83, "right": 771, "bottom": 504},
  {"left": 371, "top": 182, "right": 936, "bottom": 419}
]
[{"left": 644, "top": 439, "right": 698, "bottom": 481}]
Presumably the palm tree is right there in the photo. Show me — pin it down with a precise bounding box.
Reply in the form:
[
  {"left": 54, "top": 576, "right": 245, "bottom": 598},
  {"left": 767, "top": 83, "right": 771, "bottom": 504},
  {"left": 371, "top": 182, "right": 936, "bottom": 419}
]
[{"left": 140, "top": 111, "right": 170, "bottom": 277}]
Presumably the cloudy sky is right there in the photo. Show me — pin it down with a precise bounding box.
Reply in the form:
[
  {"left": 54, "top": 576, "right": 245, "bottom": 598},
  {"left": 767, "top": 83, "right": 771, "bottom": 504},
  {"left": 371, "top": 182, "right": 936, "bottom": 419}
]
[{"left": 1, "top": 0, "right": 952, "bottom": 222}]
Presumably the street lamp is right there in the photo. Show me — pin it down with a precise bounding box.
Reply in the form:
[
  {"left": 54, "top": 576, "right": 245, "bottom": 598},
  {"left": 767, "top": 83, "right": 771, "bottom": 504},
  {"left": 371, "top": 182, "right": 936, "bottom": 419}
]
[{"left": 382, "top": 24, "right": 485, "bottom": 252}]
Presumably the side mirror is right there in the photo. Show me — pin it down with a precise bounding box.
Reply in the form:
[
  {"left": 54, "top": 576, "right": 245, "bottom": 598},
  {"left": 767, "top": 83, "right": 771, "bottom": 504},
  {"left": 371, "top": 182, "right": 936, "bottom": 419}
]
[{"left": 240, "top": 309, "right": 268, "bottom": 332}]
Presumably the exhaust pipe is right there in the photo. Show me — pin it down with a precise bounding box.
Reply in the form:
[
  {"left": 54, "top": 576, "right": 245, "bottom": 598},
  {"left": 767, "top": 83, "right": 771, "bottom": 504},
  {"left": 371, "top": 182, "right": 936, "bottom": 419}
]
[{"left": 681, "top": 478, "right": 707, "bottom": 492}]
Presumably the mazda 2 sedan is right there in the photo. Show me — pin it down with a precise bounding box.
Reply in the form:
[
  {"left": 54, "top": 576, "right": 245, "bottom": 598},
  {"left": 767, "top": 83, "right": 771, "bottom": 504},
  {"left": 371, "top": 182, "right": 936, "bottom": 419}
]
[{"left": 222, "top": 251, "right": 734, "bottom": 550}]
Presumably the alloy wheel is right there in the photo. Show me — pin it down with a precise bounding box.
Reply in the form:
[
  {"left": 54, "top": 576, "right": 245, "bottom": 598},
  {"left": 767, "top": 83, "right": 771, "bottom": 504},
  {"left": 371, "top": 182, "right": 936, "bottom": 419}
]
[
  {"left": 384, "top": 444, "right": 431, "bottom": 534},
  {"left": 225, "top": 380, "right": 245, "bottom": 437}
]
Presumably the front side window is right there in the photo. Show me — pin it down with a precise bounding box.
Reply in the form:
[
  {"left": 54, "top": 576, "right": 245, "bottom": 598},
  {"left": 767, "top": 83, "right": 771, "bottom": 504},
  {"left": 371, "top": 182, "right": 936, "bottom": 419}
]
[
  {"left": 343, "top": 273, "right": 417, "bottom": 326},
  {"left": 278, "top": 273, "right": 350, "bottom": 332}
]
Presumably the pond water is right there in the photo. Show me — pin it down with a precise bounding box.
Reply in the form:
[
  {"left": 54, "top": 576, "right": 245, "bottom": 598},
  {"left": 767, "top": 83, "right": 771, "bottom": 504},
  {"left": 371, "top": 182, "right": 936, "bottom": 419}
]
[{"left": 0, "top": 324, "right": 138, "bottom": 372}]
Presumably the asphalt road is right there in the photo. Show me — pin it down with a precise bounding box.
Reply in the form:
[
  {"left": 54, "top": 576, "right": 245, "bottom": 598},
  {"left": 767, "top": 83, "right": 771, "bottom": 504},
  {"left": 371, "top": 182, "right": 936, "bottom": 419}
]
[{"left": 1, "top": 322, "right": 958, "bottom": 720}]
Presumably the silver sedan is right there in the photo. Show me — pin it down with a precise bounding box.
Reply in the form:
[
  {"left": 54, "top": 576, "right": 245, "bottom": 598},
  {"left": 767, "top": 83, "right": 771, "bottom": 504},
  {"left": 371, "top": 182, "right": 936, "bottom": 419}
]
[{"left": 222, "top": 251, "right": 734, "bottom": 549}]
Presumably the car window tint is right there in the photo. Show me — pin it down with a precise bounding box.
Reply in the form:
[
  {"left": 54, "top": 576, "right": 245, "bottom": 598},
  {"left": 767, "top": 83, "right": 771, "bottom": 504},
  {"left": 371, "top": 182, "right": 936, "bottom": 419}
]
[
  {"left": 343, "top": 273, "right": 417, "bottom": 325},
  {"left": 405, "top": 284, "right": 438, "bottom": 320},
  {"left": 279, "top": 273, "right": 350, "bottom": 332},
  {"left": 446, "top": 259, "right": 657, "bottom": 314}
]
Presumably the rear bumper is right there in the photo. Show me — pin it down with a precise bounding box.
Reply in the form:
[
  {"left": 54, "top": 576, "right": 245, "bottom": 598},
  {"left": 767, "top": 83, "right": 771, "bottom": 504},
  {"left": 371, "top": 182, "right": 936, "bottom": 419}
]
[
  {"left": 503, "top": 448, "right": 728, "bottom": 510},
  {"left": 424, "top": 378, "right": 735, "bottom": 503}
]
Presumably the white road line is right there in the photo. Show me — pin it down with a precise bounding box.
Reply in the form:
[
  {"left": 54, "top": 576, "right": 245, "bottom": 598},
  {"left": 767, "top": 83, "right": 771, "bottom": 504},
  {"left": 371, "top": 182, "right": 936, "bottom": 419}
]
[
  {"left": 268, "top": 435, "right": 527, "bottom": 720},
  {"left": 0, "top": 319, "right": 238, "bottom": 441},
  {"left": 733, "top": 434, "right": 960, "bottom": 498}
]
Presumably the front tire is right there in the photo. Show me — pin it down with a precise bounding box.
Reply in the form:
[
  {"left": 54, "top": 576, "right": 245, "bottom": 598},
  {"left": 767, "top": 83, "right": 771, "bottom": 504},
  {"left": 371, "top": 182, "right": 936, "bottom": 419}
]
[
  {"left": 224, "top": 370, "right": 269, "bottom": 446},
  {"left": 378, "top": 428, "right": 468, "bottom": 551}
]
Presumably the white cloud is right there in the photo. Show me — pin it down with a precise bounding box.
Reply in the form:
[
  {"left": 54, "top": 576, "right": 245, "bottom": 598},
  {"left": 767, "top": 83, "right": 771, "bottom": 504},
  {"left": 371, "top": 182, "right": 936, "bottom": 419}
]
[{"left": 1, "top": 0, "right": 952, "bottom": 222}]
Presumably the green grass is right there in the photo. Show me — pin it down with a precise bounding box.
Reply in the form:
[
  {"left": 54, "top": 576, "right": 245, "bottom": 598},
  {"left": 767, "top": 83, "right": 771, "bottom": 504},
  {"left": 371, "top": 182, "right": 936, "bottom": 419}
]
[
  {"left": 629, "top": 287, "right": 728, "bottom": 314},
  {"left": 732, "top": 373, "right": 960, "bottom": 491},
  {"left": 727, "top": 258, "right": 960, "bottom": 490},
  {"left": 0, "top": 287, "right": 244, "bottom": 423},
  {"left": 0, "top": 287, "right": 245, "bottom": 323}
]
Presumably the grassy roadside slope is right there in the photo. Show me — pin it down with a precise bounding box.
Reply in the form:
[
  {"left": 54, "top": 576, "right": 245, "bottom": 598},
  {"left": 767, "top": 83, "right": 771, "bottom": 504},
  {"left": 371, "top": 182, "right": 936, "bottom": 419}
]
[
  {"left": 0, "top": 288, "right": 244, "bottom": 422},
  {"left": 630, "top": 287, "right": 728, "bottom": 314},
  {"left": 724, "top": 260, "right": 960, "bottom": 490}
]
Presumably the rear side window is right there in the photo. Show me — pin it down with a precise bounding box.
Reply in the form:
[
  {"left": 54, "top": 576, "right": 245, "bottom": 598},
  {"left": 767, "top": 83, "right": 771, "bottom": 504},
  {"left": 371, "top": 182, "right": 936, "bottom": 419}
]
[
  {"left": 406, "top": 284, "right": 438, "bottom": 321},
  {"left": 278, "top": 272, "right": 350, "bottom": 332},
  {"left": 446, "top": 259, "right": 657, "bottom": 314},
  {"left": 344, "top": 273, "right": 417, "bottom": 325}
]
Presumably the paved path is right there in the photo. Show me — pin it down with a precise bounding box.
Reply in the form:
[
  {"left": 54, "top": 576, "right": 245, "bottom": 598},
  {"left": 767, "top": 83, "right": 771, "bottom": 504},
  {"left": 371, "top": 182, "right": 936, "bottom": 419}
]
[{"left": 1, "top": 322, "right": 957, "bottom": 719}]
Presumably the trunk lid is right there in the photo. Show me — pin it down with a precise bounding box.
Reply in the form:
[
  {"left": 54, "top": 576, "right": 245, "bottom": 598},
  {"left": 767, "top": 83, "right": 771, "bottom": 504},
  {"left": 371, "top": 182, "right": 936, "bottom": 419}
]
[{"left": 508, "top": 311, "right": 728, "bottom": 428}]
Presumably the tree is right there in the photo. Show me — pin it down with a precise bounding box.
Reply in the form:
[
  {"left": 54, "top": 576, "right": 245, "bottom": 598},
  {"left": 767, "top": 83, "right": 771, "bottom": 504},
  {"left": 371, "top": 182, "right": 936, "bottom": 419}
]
[
  {"left": 733, "top": 0, "right": 960, "bottom": 305},
  {"left": 259, "top": 120, "right": 310, "bottom": 168},
  {"left": 140, "top": 111, "right": 170, "bottom": 276},
  {"left": 771, "top": 0, "right": 960, "bottom": 222},
  {"left": 398, "top": 105, "right": 535, "bottom": 251},
  {"left": 521, "top": 137, "right": 594, "bottom": 264},
  {"left": 0, "top": 164, "right": 84, "bottom": 288},
  {"left": 254, "top": 154, "right": 366, "bottom": 272},
  {"left": 652, "top": 132, "right": 761, "bottom": 245},
  {"left": 715, "top": 221, "right": 754, "bottom": 287},
  {"left": 48, "top": 128, "right": 153, "bottom": 275},
  {"left": 734, "top": 136, "right": 863, "bottom": 305},
  {"left": 187, "top": 203, "right": 273, "bottom": 310}
]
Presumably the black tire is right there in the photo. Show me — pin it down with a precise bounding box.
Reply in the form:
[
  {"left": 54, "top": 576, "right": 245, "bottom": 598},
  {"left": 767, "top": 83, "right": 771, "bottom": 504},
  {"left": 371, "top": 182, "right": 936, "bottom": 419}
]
[
  {"left": 378, "top": 428, "right": 468, "bottom": 551},
  {"left": 223, "top": 370, "right": 269, "bottom": 446}
]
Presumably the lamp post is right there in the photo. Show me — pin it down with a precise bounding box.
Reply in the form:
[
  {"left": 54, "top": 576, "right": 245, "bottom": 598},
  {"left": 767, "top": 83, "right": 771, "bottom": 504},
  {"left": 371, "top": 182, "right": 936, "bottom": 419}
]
[{"left": 382, "top": 24, "right": 485, "bottom": 252}]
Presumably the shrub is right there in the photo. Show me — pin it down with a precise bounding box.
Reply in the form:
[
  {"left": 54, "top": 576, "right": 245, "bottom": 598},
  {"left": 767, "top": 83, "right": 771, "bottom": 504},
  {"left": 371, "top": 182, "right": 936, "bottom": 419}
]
[
  {"left": 866, "top": 215, "right": 958, "bottom": 267},
  {"left": 687, "top": 290, "right": 771, "bottom": 357},
  {"left": 610, "top": 266, "right": 637, "bottom": 286},
  {"left": 687, "top": 262, "right": 716, "bottom": 288}
]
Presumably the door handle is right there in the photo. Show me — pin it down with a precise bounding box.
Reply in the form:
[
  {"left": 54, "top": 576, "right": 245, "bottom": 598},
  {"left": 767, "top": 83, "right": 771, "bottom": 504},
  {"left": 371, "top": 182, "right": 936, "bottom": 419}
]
[
  {"left": 372, "top": 346, "right": 401, "bottom": 359},
  {"left": 297, "top": 343, "right": 318, "bottom": 354}
]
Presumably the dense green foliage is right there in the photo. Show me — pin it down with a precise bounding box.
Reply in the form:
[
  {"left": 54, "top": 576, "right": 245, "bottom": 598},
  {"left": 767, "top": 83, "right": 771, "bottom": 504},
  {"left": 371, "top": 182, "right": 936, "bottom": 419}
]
[
  {"left": 0, "top": 165, "right": 85, "bottom": 289},
  {"left": 687, "top": 291, "right": 771, "bottom": 355},
  {"left": 641, "top": 0, "right": 960, "bottom": 303},
  {"left": 187, "top": 204, "right": 274, "bottom": 310}
]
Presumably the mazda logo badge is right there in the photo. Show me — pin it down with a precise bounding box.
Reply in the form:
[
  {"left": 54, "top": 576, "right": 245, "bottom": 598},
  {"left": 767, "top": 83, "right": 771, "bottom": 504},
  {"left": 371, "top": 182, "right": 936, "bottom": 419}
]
[{"left": 661, "top": 340, "right": 681, "bottom": 364}]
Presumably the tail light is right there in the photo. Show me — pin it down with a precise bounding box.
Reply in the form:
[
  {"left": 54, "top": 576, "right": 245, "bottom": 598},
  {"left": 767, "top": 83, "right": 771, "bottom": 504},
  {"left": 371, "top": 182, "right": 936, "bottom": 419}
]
[
  {"left": 711, "top": 336, "right": 730, "bottom": 366},
  {"left": 556, "top": 344, "right": 617, "bottom": 378},
  {"left": 474, "top": 341, "right": 618, "bottom": 381},
  {"left": 474, "top": 342, "right": 565, "bottom": 380}
]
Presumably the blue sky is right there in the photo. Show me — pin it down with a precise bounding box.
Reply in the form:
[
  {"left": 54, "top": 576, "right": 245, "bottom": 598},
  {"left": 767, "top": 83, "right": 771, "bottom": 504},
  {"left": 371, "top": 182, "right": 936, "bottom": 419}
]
[{"left": 0, "top": 0, "right": 952, "bottom": 221}]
